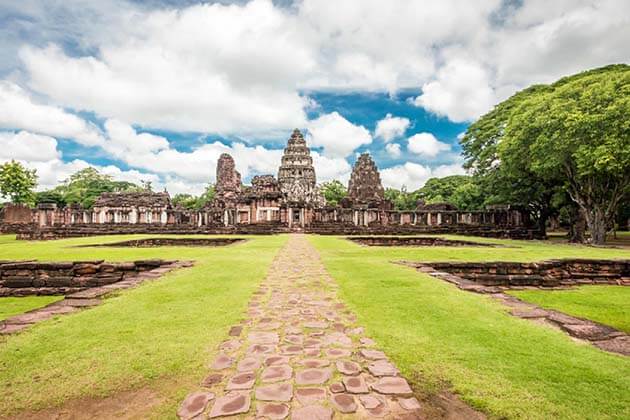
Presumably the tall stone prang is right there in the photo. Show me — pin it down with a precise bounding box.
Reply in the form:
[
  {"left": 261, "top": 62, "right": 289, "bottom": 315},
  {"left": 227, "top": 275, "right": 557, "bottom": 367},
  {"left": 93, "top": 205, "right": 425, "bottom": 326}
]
[
  {"left": 215, "top": 153, "right": 241, "bottom": 205},
  {"left": 278, "top": 129, "right": 324, "bottom": 205},
  {"left": 347, "top": 153, "right": 385, "bottom": 204}
]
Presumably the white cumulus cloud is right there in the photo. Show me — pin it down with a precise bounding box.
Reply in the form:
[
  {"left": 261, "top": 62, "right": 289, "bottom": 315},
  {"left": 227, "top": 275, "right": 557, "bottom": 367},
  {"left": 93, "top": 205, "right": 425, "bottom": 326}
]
[
  {"left": 380, "top": 161, "right": 465, "bottom": 190},
  {"left": 412, "top": 58, "right": 497, "bottom": 122},
  {"left": 374, "top": 114, "right": 410, "bottom": 142},
  {"left": 307, "top": 112, "right": 372, "bottom": 158},
  {"left": 385, "top": 143, "right": 402, "bottom": 158},
  {"left": 407, "top": 133, "right": 450, "bottom": 158},
  {"left": 0, "top": 81, "right": 104, "bottom": 146}
]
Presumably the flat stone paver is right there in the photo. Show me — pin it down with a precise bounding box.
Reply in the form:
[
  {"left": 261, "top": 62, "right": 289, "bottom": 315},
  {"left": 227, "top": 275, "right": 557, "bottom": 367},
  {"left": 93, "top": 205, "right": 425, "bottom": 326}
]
[{"left": 177, "top": 234, "right": 417, "bottom": 418}]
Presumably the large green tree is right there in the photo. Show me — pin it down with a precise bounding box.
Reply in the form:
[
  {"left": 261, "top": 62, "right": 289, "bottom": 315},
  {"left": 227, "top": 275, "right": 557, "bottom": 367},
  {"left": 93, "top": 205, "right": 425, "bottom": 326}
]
[
  {"left": 46, "top": 167, "right": 142, "bottom": 208},
  {"left": 321, "top": 180, "right": 347, "bottom": 206},
  {"left": 416, "top": 175, "right": 485, "bottom": 211},
  {"left": 0, "top": 160, "right": 38, "bottom": 205},
  {"left": 463, "top": 64, "right": 630, "bottom": 244}
]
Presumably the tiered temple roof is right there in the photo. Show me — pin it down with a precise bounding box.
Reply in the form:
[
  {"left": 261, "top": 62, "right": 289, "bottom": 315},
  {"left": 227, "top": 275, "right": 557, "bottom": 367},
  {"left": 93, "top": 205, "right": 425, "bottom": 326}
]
[{"left": 93, "top": 192, "right": 171, "bottom": 208}]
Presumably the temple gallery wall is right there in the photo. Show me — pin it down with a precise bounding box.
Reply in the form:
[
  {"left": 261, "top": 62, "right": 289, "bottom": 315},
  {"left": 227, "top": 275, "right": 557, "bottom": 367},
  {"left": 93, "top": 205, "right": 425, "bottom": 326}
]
[{"left": 0, "top": 129, "right": 540, "bottom": 239}]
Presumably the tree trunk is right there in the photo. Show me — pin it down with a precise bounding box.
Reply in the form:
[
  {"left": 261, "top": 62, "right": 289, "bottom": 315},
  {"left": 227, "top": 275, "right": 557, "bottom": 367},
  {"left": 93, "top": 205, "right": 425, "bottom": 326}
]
[
  {"left": 584, "top": 207, "right": 607, "bottom": 245},
  {"left": 568, "top": 209, "right": 586, "bottom": 243}
]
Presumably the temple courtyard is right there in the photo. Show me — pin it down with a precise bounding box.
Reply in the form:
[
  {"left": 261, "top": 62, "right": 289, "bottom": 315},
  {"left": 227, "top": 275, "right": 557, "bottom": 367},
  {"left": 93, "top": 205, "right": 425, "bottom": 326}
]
[{"left": 0, "top": 233, "right": 628, "bottom": 420}]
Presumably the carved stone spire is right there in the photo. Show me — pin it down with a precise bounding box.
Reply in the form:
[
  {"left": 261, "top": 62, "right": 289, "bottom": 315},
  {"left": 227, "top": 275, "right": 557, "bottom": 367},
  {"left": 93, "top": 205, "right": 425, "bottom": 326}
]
[
  {"left": 214, "top": 153, "right": 241, "bottom": 205},
  {"left": 277, "top": 129, "right": 323, "bottom": 205},
  {"left": 347, "top": 153, "right": 385, "bottom": 203}
]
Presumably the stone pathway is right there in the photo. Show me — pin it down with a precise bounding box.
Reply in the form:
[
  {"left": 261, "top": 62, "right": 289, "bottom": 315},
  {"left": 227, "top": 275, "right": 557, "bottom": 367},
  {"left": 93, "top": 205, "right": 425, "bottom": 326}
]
[{"left": 178, "top": 234, "right": 420, "bottom": 419}]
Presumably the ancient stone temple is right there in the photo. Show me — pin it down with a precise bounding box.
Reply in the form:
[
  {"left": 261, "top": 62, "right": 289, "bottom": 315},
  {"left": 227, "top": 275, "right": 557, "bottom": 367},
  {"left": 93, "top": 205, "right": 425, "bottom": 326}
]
[
  {"left": 6, "top": 128, "right": 539, "bottom": 239},
  {"left": 214, "top": 153, "right": 241, "bottom": 207},
  {"left": 277, "top": 129, "right": 324, "bottom": 209},
  {"left": 347, "top": 153, "right": 386, "bottom": 205}
]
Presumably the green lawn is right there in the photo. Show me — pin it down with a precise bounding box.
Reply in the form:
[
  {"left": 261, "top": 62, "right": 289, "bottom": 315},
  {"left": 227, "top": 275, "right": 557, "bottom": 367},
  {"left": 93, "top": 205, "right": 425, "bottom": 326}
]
[
  {"left": 309, "top": 235, "right": 630, "bottom": 420},
  {"left": 0, "top": 296, "right": 64, "bottom": 321},
  {"left": 0, "top": 233, "right": 286, "bottom": 417},
  {"left": 509, "top": 286, "right": 630, "bottom": 333}
]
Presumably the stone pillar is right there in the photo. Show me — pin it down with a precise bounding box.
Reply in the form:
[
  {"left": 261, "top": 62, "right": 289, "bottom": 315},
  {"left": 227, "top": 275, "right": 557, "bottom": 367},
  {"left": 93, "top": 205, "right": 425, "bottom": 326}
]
[
  {"left": 224, "top": 210, "right": 229, "bottom": 226},
  {"left": 427, "top": 212, "right": 431, "bottom": 226},
  {"left": 437, "top": 213, "right": 442, "bottom": 225},
  {"left": 161, "top": 211, "right": 167, "bottom": 224}
]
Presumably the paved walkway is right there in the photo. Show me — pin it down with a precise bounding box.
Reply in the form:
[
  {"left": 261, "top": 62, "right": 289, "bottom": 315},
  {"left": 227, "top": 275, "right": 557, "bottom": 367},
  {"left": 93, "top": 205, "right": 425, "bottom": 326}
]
[{"left": 177, "top": 234, "right": 420, "bottom": 419}]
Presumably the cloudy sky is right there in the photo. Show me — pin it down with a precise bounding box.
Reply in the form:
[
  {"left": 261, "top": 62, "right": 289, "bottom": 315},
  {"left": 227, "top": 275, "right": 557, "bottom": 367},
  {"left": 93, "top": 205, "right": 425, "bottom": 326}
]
[{"left": 1, "top": 0, "right": 628, "bottom": 195}]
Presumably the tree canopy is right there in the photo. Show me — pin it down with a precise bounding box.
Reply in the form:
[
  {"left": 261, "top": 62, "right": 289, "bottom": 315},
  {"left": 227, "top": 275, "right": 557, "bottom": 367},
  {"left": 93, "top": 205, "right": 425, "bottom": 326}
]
[
  {"left": 462, "top": 64, "right": 630, "bottom": 244},
  {"left": 321, "top": 180, "right": 347, "bottom": 206},
  {"left": 0, "top": 160, "right": 38, "bottom": 205},
  {"left": 37, "top": 167, "right": 143, "bottom": 208}
]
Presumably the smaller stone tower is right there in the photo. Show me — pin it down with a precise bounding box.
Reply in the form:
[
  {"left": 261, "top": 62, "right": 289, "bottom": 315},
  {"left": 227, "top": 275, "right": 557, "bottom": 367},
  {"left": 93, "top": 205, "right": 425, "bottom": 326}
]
[
  {"left": 347, "top": 153, "right": 385, "bottom": 204},
  {"left": 214, "top": 153, "right": 241, "bottom": 206}
]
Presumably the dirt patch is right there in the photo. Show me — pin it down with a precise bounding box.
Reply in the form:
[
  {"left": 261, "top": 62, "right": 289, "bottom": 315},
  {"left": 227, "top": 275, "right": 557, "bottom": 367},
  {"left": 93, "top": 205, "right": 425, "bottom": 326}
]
[
  {"left": 78, "top": 238, "right": 245, "bottom": 248},
  {"left": 409, "top": 375, "right": 486, "bottom": 420},
  {"left": 4, "top": 387, "right": 164, "bottom": 420}
]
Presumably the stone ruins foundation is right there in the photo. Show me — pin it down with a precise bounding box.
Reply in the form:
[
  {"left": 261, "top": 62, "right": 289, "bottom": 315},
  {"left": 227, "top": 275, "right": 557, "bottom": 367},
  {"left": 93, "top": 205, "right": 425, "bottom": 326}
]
[{"left": 1, "top": 129, "right": 541, "bottom": 239}]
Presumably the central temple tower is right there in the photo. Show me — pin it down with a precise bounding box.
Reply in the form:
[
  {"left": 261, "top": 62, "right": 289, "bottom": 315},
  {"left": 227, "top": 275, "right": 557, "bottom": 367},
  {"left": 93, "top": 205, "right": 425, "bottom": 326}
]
[
  {"left": 278, "top": 129, "right": 317, "bottom": 191},
  {"left": 277, "top": 129, "right": 324, "bottom": 227}
]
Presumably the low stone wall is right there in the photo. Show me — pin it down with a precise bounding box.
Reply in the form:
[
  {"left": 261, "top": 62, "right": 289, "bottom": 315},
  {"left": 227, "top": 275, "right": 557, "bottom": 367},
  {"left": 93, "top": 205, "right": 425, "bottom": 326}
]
[
  {"left": 405, "top": 259, "right": 630, "bottom": 288},
  {"left": 305, "top": 223, "right": 544, "bottom": 240},
  {"left": 0, "top": 259, "right": 175, "bottom": 296},
  {"left": 81, "top": 238, "right": 245, "bottom": 247},
  {"left": 8, "top": 221, "right": 544, "bottom": 240},
  {"left": 13, "top": 223, "right": 289, "bottom": 240},
  {"left": 349, "top": 236, "right": 498, "bottom": 247}
]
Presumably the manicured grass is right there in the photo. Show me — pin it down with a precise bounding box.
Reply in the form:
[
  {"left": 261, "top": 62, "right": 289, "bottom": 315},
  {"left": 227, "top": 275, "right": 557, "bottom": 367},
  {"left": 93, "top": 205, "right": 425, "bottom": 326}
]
[
  {"left": 509, "top": 286, "right": 630, "bottom": 333},
  {"left": 0, "top": 296, "right": 64, "bottom": 321},
  {"left": 310, "top": 235, "right": 630, "bottom": 420},
  {"left": 0, "top": 234, "right": 286, "bottom": 417}
]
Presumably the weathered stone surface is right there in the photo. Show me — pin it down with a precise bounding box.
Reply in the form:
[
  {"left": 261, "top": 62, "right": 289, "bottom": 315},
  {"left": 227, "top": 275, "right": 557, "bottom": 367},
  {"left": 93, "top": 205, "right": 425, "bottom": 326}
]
[
  {"left": 210, "top": 354, "right": 233, "bottom": 370},
  {"left": 343, "top": 375, "right": 369, "bottom": 394},
  {"left": 261, "top": 365, "right": 293, "bottom": 383},
  {"left": 214, "top": 153, "right": 241, "bottom": 205},
  {"left": 257, "top": 402, "right": 290, "bottom": 420},
  {"left": 371, "top": 377, "right": 413, "bottom": 395},
  {"left": 248, "top": 331, "right": 279, "bottom": 344},
  {"left": 201, "top": 373, "right": 222, "bottom": 387},
  {"left": 221, "top": 338, "right": 241, "bottom": 352},
  {"left": 177, "top": 391, "right": 214, "bottom": 419},
  {"left": 360, "top": 349, "right": 387, "bottom": 360},
  {"left": 291, "top": 405, "right": 333, "bottom": 420},
  {"left": 226, "top": 371, "right": 255, "bottom": 390},
  {"left": 208, "top": 392, "right": 250, "bottom": 418},
  {"left": 336, "top": 360, "right": 361, "bottom": 376},
  {"left": 330, "top": 393, "right": 357, "bottom": 413},
  {"left": 367, "top": 359, "right": 399, "bottom": 377},
  {"left": 300, "top": 358, "right": 330, "bottom": 368},
  {"left": 295, "top": 368, "right": 332, "bottom": 385},
  {"left": 359, "top": 394, "right": 383, "bottom": 410},
  {"left": 228, "top": 325, "right": 242, "bottom": 336},
  {"left": 255, "top": 382, "right": 293, "bottom": 402},
  {"left": 329, "top": 382, "right": 345, "bottom": 393},
  {"left": 264, "top": 355, "right": 290, "bottom": 366},
  {"left": 325, "top": 348, "right": 352, "bottom": 358},
  {"left": 399, "top": 397, "right": 422, "bottom": 410},
  {"left": 277, "top": 129, "right": 324, "bottom": 206},
  {"left": 236, "top": 357, "right": 261, "bottom": 372},
  {"left": 295, "top": 387, "right": 326, "bottom": 405},
  {"left": 347, "top": 153, "right": 385, "bottom": 204}
]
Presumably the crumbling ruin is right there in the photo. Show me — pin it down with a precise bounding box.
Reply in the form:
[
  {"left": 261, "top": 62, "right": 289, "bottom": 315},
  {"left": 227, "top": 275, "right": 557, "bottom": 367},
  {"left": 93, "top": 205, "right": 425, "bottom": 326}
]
[{"left": 1, "top": 129, "right": 539, "bottom": 239}]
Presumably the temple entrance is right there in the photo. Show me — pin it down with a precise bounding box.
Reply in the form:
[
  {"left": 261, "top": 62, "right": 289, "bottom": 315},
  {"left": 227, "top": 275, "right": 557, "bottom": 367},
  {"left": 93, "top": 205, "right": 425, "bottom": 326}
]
[{"left": 293, "top": 209, "right": 301, "bottom": 224}]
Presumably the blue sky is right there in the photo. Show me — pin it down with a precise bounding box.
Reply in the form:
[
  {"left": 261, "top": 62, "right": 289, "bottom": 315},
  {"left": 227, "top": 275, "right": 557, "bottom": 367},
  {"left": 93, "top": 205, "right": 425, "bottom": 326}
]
[{"left": 1, "top": 0, "right": 628, "bottom": 195}]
